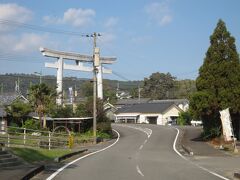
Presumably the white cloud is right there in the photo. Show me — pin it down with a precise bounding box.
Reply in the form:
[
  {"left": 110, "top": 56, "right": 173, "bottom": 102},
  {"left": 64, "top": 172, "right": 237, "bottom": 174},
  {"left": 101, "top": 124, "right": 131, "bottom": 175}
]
[
  {"left": 0, "top": 3, "right": 33, "bottom": 32},
  {"left": 104, "top": 17, "right": 118, "bottom": 29},
  {"left": 145, "top": 2, "right": 172, "bottom": 26},
  {"left": 0, "top": 33, "right": 56, "bottom": 54},
  {"left": 14, "top": 33, "right": 47, "bottom": 52},
  {"left": 44, "top": 8, "right": 95, "bottom": 27}
]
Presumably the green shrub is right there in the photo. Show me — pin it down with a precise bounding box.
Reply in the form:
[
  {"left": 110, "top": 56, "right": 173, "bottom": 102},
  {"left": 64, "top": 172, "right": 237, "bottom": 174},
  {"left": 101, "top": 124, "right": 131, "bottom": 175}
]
[
  {"left": 22, "top": 119, "right": 40, "bottom": 130},
  {"left": 97, "top": 122, "right": 112, "bottom": 134},
  {"left": 177, "top": 111, "right": 192, "bottom": 126}
]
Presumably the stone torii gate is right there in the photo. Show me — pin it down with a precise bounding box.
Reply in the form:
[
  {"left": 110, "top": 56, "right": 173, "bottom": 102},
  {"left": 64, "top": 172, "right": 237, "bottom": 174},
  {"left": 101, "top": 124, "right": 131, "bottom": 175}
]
[{"left": 40, "top": 47, "right": 116, "bottom": 105}]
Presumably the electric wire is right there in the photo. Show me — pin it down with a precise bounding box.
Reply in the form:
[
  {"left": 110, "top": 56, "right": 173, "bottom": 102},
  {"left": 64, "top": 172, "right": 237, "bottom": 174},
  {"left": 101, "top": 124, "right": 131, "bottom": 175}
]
[{"left": 0, "top": 19, "right": 89, "bottom": 36}]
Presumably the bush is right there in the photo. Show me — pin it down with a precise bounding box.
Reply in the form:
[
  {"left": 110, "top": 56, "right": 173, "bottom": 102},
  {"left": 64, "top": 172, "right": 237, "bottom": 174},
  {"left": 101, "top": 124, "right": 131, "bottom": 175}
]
[
  {"left": 97, "top": 121, "right": 112, "bottom": 134},
  {"left": 22, "top": 119, "right": 40, "bottom": 130},
  {"left": 177, "top": 111, "right": 192, "bottom": 126},
  {"left": 202, "top": 126, "right": 221, "bottom": 140}
]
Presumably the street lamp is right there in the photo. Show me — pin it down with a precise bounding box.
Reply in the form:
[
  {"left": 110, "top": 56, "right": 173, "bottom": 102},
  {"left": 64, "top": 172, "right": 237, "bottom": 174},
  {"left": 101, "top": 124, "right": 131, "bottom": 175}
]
[{"left": 34, "top": 71, "right": 42, "bottom": 84}]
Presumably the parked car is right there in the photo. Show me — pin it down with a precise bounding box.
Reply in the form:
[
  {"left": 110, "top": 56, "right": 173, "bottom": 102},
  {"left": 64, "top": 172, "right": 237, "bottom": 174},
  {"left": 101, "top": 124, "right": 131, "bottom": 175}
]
[{"left": 190, "top": 120, "right": 203, "bottom": 126}]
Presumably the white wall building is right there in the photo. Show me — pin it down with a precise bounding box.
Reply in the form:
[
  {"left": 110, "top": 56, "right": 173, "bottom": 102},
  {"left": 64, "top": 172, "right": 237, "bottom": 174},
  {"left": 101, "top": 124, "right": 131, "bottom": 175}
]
[{"left": 115, "top": 102, "right": 183, "bottom": 125}]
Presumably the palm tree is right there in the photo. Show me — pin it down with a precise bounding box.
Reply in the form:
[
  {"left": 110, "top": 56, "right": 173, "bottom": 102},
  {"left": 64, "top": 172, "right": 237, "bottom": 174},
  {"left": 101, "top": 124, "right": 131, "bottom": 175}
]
[{"left": 28, "top": 83, "right": 56, "bottom": 128}]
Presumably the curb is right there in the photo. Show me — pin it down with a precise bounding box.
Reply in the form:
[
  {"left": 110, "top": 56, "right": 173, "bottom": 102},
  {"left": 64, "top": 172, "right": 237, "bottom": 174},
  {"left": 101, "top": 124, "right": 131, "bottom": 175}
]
[
  {"left": 176, "top": 127, "right": 194, "bottom": 156},
  {"left": 20, "top": 149, "right": 88, "bottom": 179},
  {"left": 234, "top": 172, "right": 240, "bottom": 179},
  {"left": 21, "top": 165, "right": 44, "bottom": 180},
  {"left": 54, "top": 149, "right": 88, "bottom": 163},
  {"left": 181, "top": 144, "right": 194, "bottom": 156}
]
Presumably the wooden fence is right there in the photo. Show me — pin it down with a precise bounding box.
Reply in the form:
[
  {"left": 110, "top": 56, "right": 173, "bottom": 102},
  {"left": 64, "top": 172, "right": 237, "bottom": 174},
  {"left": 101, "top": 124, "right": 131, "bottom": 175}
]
[{"left": 0, "top": 126, "right": 71, "bottom": 150}]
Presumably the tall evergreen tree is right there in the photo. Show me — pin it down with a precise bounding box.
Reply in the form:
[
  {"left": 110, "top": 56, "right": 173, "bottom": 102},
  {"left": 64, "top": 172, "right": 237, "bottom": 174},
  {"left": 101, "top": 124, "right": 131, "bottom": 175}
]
[{"left": 190, "top": 20, "right": 240, "bottom": 138}]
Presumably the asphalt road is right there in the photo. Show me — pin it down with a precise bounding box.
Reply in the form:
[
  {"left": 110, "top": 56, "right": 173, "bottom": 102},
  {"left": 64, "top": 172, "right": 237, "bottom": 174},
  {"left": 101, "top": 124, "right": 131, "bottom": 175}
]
[{"left": 48, "top": 124, "right": 226, "bottom": 180}]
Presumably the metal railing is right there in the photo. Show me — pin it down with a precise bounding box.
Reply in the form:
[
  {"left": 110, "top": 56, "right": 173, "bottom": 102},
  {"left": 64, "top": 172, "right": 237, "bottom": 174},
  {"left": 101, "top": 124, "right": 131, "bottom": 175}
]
[{"left": 0, "top": 126, "right": 71, "bottom": 150}]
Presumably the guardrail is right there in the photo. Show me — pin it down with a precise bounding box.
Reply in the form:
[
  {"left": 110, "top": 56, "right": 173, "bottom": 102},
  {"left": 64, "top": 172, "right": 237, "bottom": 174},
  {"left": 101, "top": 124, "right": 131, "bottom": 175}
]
[{"left": 0, "top": 126, "right": 71, "bottom": 150}]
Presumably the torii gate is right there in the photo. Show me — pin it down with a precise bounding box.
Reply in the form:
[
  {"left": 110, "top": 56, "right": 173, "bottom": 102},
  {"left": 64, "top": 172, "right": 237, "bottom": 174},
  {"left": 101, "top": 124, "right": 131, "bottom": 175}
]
[{"left": 39, "top": 47, "right": 116, "bottom": 105}]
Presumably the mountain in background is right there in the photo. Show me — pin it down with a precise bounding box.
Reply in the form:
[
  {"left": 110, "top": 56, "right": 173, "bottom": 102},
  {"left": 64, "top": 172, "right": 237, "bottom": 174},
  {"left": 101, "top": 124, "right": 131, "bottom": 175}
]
[{"left": 0, "top": 73, "right": 196, "bottom": 100}]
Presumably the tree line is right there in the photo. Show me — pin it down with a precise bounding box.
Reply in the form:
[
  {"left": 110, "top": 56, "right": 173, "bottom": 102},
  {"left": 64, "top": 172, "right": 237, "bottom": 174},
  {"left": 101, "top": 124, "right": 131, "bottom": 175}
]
[{"left": 6, "top": 83, "right": 111, "bottom": 134}]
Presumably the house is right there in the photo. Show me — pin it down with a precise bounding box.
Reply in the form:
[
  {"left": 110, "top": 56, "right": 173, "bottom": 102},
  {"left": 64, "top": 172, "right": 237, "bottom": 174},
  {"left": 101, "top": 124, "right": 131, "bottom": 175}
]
[
  {"left": 149, "top": 99, "right": 189, "bottom": 111},
  {"left": 103, "top": 102, "right": 118, "bottom": 121},
  {"left": 115, "top": 101, "right": 183, "bottom": 125},
  {"left": 0, "top": 93, "right": 28, "bottom": 134},
  {"left": 115, "top": 98, "right": 151, "bottom": 109}
]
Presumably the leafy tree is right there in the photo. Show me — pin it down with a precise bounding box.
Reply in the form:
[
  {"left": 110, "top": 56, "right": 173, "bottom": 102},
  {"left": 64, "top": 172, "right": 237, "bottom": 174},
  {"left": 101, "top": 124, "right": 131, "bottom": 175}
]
[
  {"left": 5, "top": 100, "right": 32, "bottom": 126},
  {"left": 190, "top": 20, "right": 240, "bottom": 138},
  {"left": 142, "top": 72, "right": 176, "bottom": 99},
  {"left": 75, "top": 97, "right": 111, "bottom": 133},
  {"left": 130, "top": 87, "right": 139, "bottom": 98},
  {"left": 50, "top": 105, "right": 74, "bottom": 118},
  {"left": 80, "top": 81, "right": 93, "bottom": 97},
  {"left": 22, "top": 119, "right": 40, "bottom": 130},
  {"left": 103, "top": 81, "right": 117, "bottom": 104},
  {"left": 75, "top": 103, "right": 90, "bottom": 117},
  {"left": 175, "top": 80, "right": 196, "bottom": 99},
  {"left": 28, "top": 83, "right": 57, "bottom": 128}
]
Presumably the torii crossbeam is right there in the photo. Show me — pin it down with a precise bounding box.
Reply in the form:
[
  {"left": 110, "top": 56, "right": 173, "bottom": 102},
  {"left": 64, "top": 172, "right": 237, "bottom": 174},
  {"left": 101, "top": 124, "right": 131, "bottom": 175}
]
[{"left": 40, "top": 47, "right": 116, "bottom": 105}]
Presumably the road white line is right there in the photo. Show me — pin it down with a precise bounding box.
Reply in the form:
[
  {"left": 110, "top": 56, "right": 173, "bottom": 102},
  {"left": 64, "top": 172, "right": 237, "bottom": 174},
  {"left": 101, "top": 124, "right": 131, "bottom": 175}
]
[
  {"left": 173, "top": 127, "right": 230, "bottom": 180},
  {"left": 136, "top": 165, "right": 144, "bottom": 177},
  {"left": 144, "top": 139, "right": 148, "bottom": 144},
  {"left": 46, "top": 129, "right": 120, "bottom": 180},
  {"left": 173, "top": 127, "right": 187, "bottom": 160},
  {"left": 139, "top": 145, "right": 143, "bottom": 150},
  {"left": 116, "top": 124, "right": 152, "bottom": 138}
]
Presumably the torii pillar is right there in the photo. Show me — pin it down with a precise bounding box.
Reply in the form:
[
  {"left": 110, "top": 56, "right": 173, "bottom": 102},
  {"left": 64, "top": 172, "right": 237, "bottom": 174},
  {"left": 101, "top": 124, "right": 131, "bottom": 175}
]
[{"left": 56, "top": 57, "right": 63, "bottom": 105}]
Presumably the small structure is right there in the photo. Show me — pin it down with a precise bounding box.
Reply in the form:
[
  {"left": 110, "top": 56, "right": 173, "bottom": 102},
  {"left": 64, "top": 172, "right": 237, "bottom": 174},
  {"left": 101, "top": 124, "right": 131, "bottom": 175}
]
[
  {"left": 115, "top": 102, "right": 183, "bottom": 125},
  {"left": 31, "top": 116, "right": 93, "bottom": 133},
  {"left": 104, "top": 102, "right": 118, "bottom": 121}
]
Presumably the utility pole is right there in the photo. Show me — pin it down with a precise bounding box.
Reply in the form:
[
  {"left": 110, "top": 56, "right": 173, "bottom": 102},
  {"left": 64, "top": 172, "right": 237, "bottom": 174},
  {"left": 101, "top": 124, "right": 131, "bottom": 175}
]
[
  {"left": 15, "top": 78, "right": 20, "bottom": 94},
  {"left": 92, "top": 32, "right": 101, "bottom": 143},
  {"left": 138, "top": 85, "right": 142, "bottom": 103},
  {"left": 0, "top": 83, "right": 3, "bottom": 95},
  {"left": 34, "top": 71, "right": 42, "bottom": 84}
]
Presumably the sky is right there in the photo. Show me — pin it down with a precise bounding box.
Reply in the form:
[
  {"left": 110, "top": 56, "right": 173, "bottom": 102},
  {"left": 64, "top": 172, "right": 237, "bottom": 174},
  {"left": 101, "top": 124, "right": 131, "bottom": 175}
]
[{"left": 0, "top": 0, "right": 239, "bottom": 81}]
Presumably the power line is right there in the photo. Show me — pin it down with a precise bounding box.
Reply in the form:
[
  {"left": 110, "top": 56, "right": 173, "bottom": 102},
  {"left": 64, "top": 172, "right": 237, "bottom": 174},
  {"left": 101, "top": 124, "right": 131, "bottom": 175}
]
[{"left": 0, "top": 19, "right": 89, "bottom": 36}]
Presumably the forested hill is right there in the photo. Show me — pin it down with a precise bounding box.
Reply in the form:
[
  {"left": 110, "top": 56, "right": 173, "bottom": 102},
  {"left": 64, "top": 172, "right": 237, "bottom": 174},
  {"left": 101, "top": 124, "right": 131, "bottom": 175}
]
[
  {"left": 0, "top": 73, "right": 196, "bottom": 99},
  {"left": 0, "top": 73, "right": 141, "bottom": 96}
]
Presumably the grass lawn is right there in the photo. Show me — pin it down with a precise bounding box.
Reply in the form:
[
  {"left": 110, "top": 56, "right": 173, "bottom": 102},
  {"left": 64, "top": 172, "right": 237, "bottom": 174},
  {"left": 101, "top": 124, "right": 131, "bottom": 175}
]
[{"left": 10, "top": 147, "right": 72, "bottom": 163}]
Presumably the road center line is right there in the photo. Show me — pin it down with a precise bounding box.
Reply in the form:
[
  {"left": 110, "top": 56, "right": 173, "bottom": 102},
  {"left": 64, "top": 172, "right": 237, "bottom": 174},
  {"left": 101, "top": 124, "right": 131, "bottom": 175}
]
[
  {"left": 144, "top": 139, "right": 148, "bottom": 144},
  {"left": 116, "top": 124, "right": 152, "bottom": 138},
  {"left": 173, "top": 127, "right": 230, "bottom": 180},
  {"left": 46, "top": 129, "right": 120, "bottom": 180},
  {"left": 136, "top": 165, "right": 144, "bottom": 177}
]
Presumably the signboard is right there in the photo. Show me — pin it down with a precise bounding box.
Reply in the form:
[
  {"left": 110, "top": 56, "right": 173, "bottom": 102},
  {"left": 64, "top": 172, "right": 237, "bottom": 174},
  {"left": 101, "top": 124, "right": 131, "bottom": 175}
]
[{"left": 219, "top": 108, "right": 233, "bottom": 141}]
